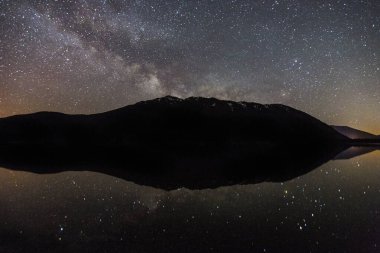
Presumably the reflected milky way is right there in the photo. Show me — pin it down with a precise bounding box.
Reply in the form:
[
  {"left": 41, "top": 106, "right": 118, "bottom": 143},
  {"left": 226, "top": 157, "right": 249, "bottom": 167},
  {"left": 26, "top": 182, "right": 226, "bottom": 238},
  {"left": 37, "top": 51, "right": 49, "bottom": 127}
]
[{"left": 0, "top": 151, "right": 379, "bottom": 252}]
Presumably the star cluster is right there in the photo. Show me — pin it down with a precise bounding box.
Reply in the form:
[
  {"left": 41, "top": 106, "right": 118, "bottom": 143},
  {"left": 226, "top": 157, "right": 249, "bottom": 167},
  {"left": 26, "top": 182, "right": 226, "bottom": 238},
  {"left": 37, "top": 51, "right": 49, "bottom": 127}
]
[{"left": 1, "top": 0, "right": 379, "bottom": 132}]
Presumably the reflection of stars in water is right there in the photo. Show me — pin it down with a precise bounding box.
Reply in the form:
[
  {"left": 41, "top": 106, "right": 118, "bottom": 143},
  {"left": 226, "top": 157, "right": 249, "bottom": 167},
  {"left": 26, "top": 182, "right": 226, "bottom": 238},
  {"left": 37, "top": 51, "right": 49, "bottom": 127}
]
[{"left": 0, "top": 151, "right": 380, "bottom": 251}]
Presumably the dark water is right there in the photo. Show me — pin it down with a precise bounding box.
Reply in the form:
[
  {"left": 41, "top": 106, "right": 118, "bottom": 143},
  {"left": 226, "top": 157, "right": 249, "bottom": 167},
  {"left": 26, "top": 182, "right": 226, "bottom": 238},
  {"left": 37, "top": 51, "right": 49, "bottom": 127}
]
[{"left": 0, "top": 150, "right": 379, "bottom": 253}]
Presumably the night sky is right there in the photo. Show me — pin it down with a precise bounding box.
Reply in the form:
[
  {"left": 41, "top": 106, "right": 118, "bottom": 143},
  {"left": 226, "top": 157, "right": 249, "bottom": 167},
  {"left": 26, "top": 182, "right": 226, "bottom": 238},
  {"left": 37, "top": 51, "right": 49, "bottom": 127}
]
[{"left": 1, "top": 0, "right": 379, "bottom": 133}]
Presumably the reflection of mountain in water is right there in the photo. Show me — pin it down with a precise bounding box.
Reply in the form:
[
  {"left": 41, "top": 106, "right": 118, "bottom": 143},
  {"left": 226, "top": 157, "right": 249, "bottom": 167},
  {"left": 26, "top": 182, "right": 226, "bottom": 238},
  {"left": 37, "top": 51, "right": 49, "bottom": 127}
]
[
  {"left": 0, "top": 144, "right": 349, "bottom": 190},
  {"left": 334, "top": 146, "right": 380, "bottom": 160},
  {"left": 0, "top": 96, "right": 366, "bottom": 190}
]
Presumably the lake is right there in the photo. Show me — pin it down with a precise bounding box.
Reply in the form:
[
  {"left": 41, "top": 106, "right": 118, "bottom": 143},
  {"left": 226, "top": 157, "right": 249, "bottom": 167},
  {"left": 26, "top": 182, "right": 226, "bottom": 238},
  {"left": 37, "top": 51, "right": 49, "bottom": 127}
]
[{"left": 0, "top": 149, "right": 379, "bottom": 252}]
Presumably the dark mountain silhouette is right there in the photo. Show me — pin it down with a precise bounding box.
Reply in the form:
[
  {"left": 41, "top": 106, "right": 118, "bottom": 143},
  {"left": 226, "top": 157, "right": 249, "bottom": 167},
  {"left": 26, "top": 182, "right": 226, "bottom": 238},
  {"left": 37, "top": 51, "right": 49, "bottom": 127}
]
[
  {"left": 0, "top": 96, "right": 348, "bottom": 148},
  {"left": 332, "top": 125, "right": 379, "bottom": 140},
  {"left": 0, "top": 96, "right": 352, "bottom": 189}
]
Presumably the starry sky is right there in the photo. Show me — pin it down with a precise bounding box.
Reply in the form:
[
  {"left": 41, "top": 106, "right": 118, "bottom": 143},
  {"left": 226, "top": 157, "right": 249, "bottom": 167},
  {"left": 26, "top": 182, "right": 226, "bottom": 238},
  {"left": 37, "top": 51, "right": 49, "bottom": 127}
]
[{"left": 1, "top": 0, "right": 379, "bottom": 133}]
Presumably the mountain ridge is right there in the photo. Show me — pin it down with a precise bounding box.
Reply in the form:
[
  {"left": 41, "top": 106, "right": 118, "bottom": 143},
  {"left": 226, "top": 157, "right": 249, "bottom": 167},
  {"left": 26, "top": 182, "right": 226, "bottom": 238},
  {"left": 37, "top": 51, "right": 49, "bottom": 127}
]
[
  {"left": 0, "top": 96, "right": 348, "bottom": 148},
  {"left": 332, "top": 125, "right": 379, "bottom": 140}
]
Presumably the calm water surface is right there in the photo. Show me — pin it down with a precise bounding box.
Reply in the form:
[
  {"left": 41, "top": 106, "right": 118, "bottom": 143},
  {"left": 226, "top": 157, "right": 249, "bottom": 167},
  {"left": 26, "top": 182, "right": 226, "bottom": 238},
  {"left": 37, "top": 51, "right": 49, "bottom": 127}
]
[{"left": 0, "top": 150, "right": 379, "bottom": 253}]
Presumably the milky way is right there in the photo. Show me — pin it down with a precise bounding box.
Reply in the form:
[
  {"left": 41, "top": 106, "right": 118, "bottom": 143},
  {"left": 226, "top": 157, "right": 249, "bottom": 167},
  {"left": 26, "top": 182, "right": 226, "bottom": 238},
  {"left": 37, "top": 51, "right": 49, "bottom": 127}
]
[{"left": 1, "top": 0, "right": 379, "bottom": 132}]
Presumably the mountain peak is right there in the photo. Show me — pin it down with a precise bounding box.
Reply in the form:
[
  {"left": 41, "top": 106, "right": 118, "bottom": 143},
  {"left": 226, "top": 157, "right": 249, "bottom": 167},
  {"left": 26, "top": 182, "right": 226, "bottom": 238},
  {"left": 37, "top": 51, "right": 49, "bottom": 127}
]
[
  {"left": 163, "top": 95, "right": 182, "bottom": 100},
  {"left": 158, "top": 95, "right": 182, "bottom": 102}
]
